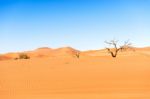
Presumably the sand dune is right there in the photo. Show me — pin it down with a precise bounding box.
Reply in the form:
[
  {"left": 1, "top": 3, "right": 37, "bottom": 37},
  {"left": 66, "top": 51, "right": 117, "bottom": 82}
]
[
  {"left": 1, "top": 47, "right": 150, "bottom": 60},
  {"left": 0, "top": 47, "right": 150, "bottom": 99},
  {"left": 0, "top": 55, "right": 11, "bottom": 60},
  {"left": 0, "top": 47, "right": 80, "bottom": 60}
]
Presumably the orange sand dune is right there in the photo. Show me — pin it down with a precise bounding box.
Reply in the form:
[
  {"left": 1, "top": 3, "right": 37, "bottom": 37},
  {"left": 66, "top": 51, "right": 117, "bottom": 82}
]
[
  {"left": 0, "top": 47, "right": 79, "bottom": 60},
  {"left": 0, "top": 47, "right": 150, "bottom": 99}
]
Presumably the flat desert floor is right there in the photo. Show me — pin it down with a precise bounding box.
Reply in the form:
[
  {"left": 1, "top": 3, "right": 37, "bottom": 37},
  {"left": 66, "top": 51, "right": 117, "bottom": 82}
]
[{"left": 0, "top": 50, "right": 150, "bottom": 99}]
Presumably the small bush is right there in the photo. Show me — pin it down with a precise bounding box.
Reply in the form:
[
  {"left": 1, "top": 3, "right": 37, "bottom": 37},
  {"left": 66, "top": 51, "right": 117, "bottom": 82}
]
[
  {"left": 19, "top": 53, "right": 30, "bottom": 59},
  {"left": 14, "top": 58, "right": 19, "bottom": 60}
]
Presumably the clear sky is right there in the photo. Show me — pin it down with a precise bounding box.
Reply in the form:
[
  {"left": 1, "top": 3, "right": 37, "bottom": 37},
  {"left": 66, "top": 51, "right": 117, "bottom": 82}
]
[{"left": 0, "top": 0, "right": 150, "bottom": 53}]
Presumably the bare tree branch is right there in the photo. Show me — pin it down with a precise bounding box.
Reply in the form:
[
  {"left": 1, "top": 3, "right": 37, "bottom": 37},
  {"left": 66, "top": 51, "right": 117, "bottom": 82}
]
[{"left": 105, "top": 40, "right": 132, "bottom": 58}]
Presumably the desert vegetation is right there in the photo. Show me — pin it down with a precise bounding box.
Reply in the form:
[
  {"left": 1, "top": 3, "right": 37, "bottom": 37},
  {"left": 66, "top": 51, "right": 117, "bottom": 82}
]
[
  {"left": 19, "top": 53, "right": 30, "bottom": 59},
  {"left": 105, "top": 40, "right": 132, "bottom": 58},
  {"left": 18, "top": 53, "right": 30, "bottom": 59},
  {"left": 75, "top": 52, "right": 80, "bottom": 58}
]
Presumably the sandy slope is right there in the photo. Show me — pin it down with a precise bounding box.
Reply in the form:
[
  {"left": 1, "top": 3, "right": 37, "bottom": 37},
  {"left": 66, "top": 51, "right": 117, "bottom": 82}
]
[{"left": 0, "top": 48, "right": 150, "bottom": 99}]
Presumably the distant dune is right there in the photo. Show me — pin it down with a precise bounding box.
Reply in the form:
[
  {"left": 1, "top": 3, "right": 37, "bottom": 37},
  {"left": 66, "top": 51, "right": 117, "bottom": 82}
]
[
  {"left": 0, "top": 46, "right": 150, "bottom": 60},
  {"left": 0, "top": 47, "right": 80, "bottom": 60}
]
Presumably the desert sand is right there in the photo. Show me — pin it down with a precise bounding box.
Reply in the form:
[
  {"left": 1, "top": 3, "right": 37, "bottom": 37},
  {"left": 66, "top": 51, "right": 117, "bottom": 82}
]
[{"left": 0, "top": 47, "right": 150, "bottom": 99}]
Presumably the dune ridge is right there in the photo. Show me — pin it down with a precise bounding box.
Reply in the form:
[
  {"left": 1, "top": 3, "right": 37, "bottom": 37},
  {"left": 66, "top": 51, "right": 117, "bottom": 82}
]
[{"left": 0, "top": 46, "right": 150, "bottom": 60}]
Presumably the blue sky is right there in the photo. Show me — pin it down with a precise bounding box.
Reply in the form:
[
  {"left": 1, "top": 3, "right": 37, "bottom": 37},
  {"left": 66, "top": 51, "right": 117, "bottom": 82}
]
[{"left": 0, "top": 0, "right": 150, "bottom": 53}]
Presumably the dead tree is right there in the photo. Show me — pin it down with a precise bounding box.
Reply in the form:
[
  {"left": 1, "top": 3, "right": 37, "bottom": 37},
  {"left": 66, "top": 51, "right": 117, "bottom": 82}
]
[{"left": 105, "top": 40, "right": 131, "bottom": 58}]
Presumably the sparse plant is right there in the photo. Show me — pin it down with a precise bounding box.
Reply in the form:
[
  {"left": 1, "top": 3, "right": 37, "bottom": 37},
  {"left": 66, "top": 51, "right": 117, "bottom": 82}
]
[
  {"left": 75, "top": 52, "right": 80, "bottom": 59},
  {"left": 14, "top": 58, "right": 19, "bottom": 60},
  {"left": 105, "top": 39, "right": 132, "bottom": 58},
  {"left": 19, "top": 53, "right": 30, "bottom": 59}
]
